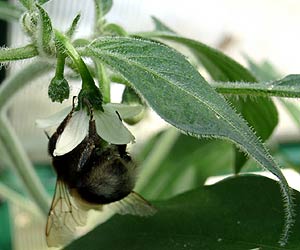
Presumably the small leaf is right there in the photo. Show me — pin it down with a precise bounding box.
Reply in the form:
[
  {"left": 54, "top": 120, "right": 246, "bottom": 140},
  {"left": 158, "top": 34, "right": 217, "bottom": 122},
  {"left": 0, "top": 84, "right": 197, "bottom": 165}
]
[
  {"left": 103, "top": 23, "right": 128, "bottom": 36},
  {"left": 19, "top": 0, "right": 34, "bottom": 10},
  {"left": 66, "top": 14, "right": 81, "bottom": 38},
  {"left": 151, "top": 16, "right": 175, "bottom": 33},
  {"left": 81, "top": 37, "right": 294, "bottom": 244},
  {"left": 48, "top": 76, "right": 70, "bottom": 103},
  {"left": 66, "top": 175, "right": 300, "bottom": 250},
  {"left": 37, "top": 0, "right": 51, "bottom": 4},
  {"left": 36, "top": 4, "right": 54, "bottom": 55},
  {"left": 94, "top": 0, "right": 113, "bottom": 19}
]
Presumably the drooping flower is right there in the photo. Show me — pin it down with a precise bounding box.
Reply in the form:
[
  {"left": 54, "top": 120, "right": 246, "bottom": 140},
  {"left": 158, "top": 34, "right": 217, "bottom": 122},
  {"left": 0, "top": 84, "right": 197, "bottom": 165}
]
[{"left": 36, "top": 103, "right": 143, "bottom": 156}]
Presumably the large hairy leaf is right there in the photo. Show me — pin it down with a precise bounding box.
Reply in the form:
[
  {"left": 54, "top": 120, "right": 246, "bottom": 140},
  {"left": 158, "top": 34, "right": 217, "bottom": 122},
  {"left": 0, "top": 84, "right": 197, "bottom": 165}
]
[
  {"left": 66, "top": 175, "right": 300, "bottom": 250},
  {"left": 80, "top": 37, "right": 293, "bottom": 243},
  {"left": 143, "top": 23, "right": 278, "bottom": 173}
]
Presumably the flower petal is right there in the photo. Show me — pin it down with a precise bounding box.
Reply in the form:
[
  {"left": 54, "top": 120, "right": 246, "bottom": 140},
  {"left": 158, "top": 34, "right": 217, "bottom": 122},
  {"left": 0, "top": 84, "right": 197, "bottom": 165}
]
[
  {"left": 105, "top": 103, "right": 144, "bottom": 119},
  {"left": 35, "top": 106, "right": 72, "bottom": 129},
  {"left": 94, "top": 105, "right": 135, "bottom": 144},
  {"left": 54, "top": 110, "right": 89, "bottom": 156}
]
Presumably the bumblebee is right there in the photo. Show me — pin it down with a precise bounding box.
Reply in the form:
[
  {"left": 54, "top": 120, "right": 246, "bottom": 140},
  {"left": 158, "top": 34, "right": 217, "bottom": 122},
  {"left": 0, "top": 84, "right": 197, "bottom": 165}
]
[{"left": 46, "top": 101, "right": 156, "bottom": 247}]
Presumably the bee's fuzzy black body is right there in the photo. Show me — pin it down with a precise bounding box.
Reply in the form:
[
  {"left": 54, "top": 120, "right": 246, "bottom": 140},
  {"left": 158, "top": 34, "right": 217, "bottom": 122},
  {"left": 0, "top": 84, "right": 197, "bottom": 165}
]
[{"left": 48, "top": 113, "right": 136, "bottom": 205}]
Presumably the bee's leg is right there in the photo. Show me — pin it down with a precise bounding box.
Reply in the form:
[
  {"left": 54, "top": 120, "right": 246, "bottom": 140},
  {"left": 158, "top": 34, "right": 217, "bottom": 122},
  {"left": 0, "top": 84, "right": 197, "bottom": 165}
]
[{"left": 76, "top": 139, "right": 95, "bottom": 172}]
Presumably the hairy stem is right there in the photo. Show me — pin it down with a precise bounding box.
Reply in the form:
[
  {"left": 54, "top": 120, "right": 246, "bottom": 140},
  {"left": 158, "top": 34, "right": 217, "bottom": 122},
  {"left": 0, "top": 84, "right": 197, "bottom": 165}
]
[
  {"left": 0, "top": 61, "right": 52, "bottom": 215},
  {"left": 0, "top": 114, "right": 50, "bottom": 214},
  {"left": 0, "top": 44, "right": 38, "bottom": 63},
  {"left": 54, "top": 30, "right": 95, "bottom": 90},
  {"left": 213, "top": 81, "right": 300, "bottom": 98}
]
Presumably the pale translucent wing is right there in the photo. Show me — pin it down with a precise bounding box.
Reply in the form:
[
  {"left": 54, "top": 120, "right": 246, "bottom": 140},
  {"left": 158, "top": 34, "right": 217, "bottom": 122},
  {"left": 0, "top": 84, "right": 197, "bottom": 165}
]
[
  {"left": 108, "top": 191, "right": 157, "bottom": 216},
  {"left": 46, "top": 180, "right": 88, "bottom": 247}
]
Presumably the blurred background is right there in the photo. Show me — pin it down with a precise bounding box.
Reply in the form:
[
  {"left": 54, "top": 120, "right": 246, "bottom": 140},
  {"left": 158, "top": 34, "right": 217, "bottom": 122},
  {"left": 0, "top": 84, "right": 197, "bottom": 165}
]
[{"left": 1, "top": 0, "right": 300, "bottom": 249}]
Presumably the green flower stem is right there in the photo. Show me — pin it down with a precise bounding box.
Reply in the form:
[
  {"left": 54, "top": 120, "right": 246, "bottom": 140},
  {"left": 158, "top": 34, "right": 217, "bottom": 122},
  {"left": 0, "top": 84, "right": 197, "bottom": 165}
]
[
  {"left": 0, "top": 1, "right": 22, "bottom": 22},
  {"left": 54, "top": 30, "right": 95, "bottom": 90},
  {"left": 0, "top": 44, "right": 38, "bottom": 63},
  {"left": 0, "top": 114, "right": 50, "bottom": 215},
  {"left": 212, "top": 81, "right": 300, "bottom": 98},
  {"left": 55, "top": 51, "right": 66, "bottom": 79},
  {"left": 55, "top": 30, "right": 103, "bottom": 109},
  {"left": 135, "top": 128, "right": 180, "bottom": 192},
  {"left": 0, "top": 181, "right": 43, "bottom": 218},
  {"left": 95, "top": 60, "right": 110, "bottom": 102},
  {"left": 0, "top": 61, "right": 52, "bottom": 110}
]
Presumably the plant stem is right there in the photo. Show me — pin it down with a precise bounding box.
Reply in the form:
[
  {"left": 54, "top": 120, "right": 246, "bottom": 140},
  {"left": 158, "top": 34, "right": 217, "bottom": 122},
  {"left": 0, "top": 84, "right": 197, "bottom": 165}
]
[
  {"left": 0, "top": 114, "right": 50, "bottom": 214},
  {"left": 54, "top": 30, "right": 94, "bottom": 90},
  {"left": 0, "top": 61, "right": 52, "bottom": 215},
  {"left": 0, "top": 181, "right": 43, "bottom": 218},
  {"left": 95, "top": 60, "right": 110, "bottom": 102},
  {"left": 0, "top": 44, "right": 38, "bottom": 63},
  {"left": 0, "top": 61, "right": 52, "bottom": 110},
  {"left": 135, "top": 128, "right": 180, "bottom": 192},
  {"left": 55, "top": 30, "right": 103, "bottom": 109},
  {"left": 55, "top": 51, "right": 66, "bottom": 79},
  {"left": 212, "top": 81, "right": 300, "bottom": 98}
]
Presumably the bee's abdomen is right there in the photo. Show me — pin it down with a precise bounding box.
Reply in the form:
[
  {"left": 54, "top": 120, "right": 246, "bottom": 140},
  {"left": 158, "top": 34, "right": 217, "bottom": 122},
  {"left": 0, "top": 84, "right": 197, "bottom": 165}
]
[{"left": 76, "top": 156, "right": 136, "bottom": 204}]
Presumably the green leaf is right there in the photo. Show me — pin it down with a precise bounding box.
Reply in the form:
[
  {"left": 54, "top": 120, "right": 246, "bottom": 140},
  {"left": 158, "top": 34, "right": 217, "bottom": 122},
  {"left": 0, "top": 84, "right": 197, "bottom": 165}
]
[
  {"left": 230, "top": 97, "right": 278, "bottom": 173},
  {"left": 0, "top": 1, "right": 23, "bottom": 22},
  {"left": 20, "top": 0, "right": 50, "bottom": 9},
  {"left": 94, "top": 0, "right": 113, "bottom": 19},
  {"left": 103, "top": 23, "right": 128, "bottom": 36},
  {"left": 141, "top": 29, "right": 278, "bottom": 173},
  {"left": 136, "top": 129, "right": 233, "bottom": 199},
  {"left": 19, "top": 0, "right": 34, "bottom": 10},
  {"left": 66, "top": 175, "right": 300, "bottom": 250},
  {"left": 244, "top": 58, "right": 300, "bottom": 139},
  {"left": 36, "top": 4, "right": 54, "bottom": 55},
  {"left": 66, "top": 14, "right": 81, "bottom": 38},
  {"left": 81, "top": 37, "right": 294, "bottom": 244},
  {"left": 37, "top": 0, "right": 51, "bottom": 4},
  {"left": 151, "top": 16, "right": 175, "bottom": 33}
]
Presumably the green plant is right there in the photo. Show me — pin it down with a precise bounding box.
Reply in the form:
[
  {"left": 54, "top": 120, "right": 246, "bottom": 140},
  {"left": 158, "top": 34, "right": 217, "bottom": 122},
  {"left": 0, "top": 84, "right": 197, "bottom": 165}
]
[{"left": 0, "top": 1, "right": 299, "bottom": 249}]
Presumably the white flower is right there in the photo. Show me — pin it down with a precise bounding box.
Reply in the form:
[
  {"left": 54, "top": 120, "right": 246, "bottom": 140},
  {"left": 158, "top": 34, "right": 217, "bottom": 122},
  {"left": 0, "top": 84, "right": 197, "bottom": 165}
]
[{"left": 36, "top": 103, "right": 143, "bottom": 156}]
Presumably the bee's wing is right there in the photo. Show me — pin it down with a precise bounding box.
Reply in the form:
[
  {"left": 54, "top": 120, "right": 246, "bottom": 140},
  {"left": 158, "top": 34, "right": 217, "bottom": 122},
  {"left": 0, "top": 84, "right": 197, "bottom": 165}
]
[
  {"left": 108, "top": 191, "right": 157, "bottom": 216},
  {"left": 46, "top": 179, "right": 88, "bottom": 247}
]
